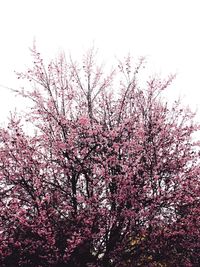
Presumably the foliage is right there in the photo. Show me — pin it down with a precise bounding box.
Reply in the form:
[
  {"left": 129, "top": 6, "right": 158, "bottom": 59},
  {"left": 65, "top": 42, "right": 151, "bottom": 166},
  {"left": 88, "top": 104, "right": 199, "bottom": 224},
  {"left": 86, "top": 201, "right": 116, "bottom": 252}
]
[{"left": 0, "top": 47, "right": 200, "bottom": 266}]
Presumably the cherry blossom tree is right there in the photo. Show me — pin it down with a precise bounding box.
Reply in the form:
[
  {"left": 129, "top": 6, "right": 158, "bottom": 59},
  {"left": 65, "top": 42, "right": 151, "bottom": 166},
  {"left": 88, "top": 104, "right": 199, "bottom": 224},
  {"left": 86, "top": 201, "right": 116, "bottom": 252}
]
[{"left": 0, "top": 47, "right": 200, "bottom": 267}]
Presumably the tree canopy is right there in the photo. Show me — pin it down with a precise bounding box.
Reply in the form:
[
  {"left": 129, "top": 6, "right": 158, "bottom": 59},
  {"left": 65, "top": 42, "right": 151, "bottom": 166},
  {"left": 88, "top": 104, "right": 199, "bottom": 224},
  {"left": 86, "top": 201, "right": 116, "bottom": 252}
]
[{"left": 0, "top": 47, "right": 200, "bottom": 267}]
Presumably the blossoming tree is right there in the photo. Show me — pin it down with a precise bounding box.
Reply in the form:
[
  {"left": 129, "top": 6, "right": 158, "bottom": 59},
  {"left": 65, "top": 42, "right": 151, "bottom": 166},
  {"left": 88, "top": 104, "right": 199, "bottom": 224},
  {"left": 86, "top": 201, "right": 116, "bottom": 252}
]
[{"left": 0, "top": 47, "right": 199, "bottom": 267}]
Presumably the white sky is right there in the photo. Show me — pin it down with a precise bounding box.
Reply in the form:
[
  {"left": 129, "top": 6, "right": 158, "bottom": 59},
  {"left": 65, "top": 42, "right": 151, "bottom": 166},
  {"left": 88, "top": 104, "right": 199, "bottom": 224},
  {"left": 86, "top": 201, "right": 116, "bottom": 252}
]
[{"left": 0, "top": 0, "right": 200, "bottom": 123}]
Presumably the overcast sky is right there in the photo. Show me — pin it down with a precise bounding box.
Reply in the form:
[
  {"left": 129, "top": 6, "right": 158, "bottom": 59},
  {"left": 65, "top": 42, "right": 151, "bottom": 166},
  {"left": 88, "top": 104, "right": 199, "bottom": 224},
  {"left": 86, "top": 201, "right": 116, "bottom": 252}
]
[{"left": 0, "top": 0, "right": 200, "bottom": 123}]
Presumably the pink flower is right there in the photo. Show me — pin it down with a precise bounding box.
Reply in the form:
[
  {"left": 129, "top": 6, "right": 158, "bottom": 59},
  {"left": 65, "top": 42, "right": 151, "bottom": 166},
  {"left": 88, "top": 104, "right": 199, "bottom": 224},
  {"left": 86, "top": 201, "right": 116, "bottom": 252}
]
[{"left": 78, "top": 116, "right": 89, "bottom": 126}]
